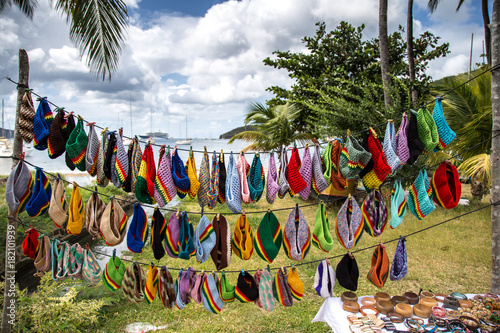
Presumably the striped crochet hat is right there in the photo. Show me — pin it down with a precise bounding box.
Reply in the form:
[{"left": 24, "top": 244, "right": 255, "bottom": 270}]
[
  {"left": 64, "top": 114, "right": 76, "bottom": 170},
  {"left": 112, "top": 132, "right": 128, "bottom": 188},
  {"left": 100, "top": 198, "right": 127, "bottom": 246},
  {"left": 362, "top": 189, "right": 388, "bottom": 237},
  {"left": 235, "top": 271, "right": 259, "bottom": 302},
  {"left": 248, "top": 153, "right": 265, "bottom": 203},
  {"left": 145, "top": 264, "right": 159, "bottom": 304},
  {"left": 194, "top": 215, "right": 216, "bottom": 263},
  {"left": 48, "top": 177, "right": 67, "bottom": 228},
  {"left": 151, "top": 208, "right": 167, "bottom": 260},
  {"left": 122, "top": 261, "right": 146, "bottom": 303},
  {"left": 154, "top": 147, "right": 177, "bottom": 206},
  {"left": 283, "top": 205, "right": 311, "bottom": 261},
  {"left": 96, "top": 130, "right": 109, "bottom": 187},
  {"left": 417, "top": 107, "right": 439, "bottom": 153},
  {"left": 218, "top": 271, "right": 235, "bottom": 303},
  {"left": 237, "top": 152, "right": 251, "bottom": 204},
  {"left": 127, "top": 204, "right": 149, "bottom": 253},
  {"left": 254, "top": 210, "right": 282, "bottom": 263},
  {"left": 103, "top": 255, "right": 126, "bottom": 291},
  {"left": 433, "top": 98, "right": 456, "bottom": 151},
  {"left": 408, "top": 170, "right": 436, "bottom": 220},
  {"left": 33, "top": 97, "right": 53, "bottom": 150},
  {"left": 311, "top": 144, "right": 328, "bottom": 195},
  {"left": 82, "top": 247, "right": 102, "bottom": 285},
  {"left": 339, "top": 134, "right": 372, "bottom": 179},
  {"left": 383, "top": 121, "right": 401, "bottom": 173},
  {"left": 232, "top": 213, "right": 253, "bottom": 260},
  {"left": 312, "top": 201, "right": 334, "bottom": 252},
  {"left": 26, "top": 168, "right": 51, "bottom": 217},
  {"left": 314, "top": 259, "right": 336, "bottom": 299},
  {"left": 85, "top": 191, "right": 105, "bottom": 239},
  {"left": 336, "top": 195, "right": 364, "bottom": 249},
  {"left": 225, "top": 152, "right": 242, "bottom": 213},
  {"left": 258, "top": 267, "right": 275, "bottom": 311},
  {"left": 367, "top": 243, "right": 389, "bottom": 288},
  {"left": 336, "top": 253, "right": 359, "bottom": 291},
  {"left": 407, "top": 111, "right": 425, "bottom": 165},
  {"left": 67, "top": 182, "right": 85, "bottom": 235},
  {"left": 103, "top": 132, "right": 115, "bottom": 180},
  {"left": 85, "top": 124, "right": 100, "bottom": 176},
  {"left": 286, "top": 266, "right": 304, "bottom": 301},
  {"left": 298, "top": 147, "right": 312, "bottom": 200},
  {"left": 6, "top": 160, "right": 33, "bottom": 214},
  {"left": 19, "top": 90, "right": 35, "bottom": 143},
  {"left": 278, "top": 148, "right": 290, "bottom": 199},
  {"left": 178, "top": 211, "right": 196, "bottom": 260},
  {"left": 330, "top": 140, "right": 348, "bottom": 191},
  {"left": 266, "top": 151, "right": 280, "bottom": 204},
  {"left": 390, "top": 236, "right": 408, "bottom": 281},
  {"left": 165, "top": 212, "right": 181, "bottom": 258},
  {"left": 203, "top": 273, "right": 225, "bottom": 314},
  {"left": 172, "top": 149, "right": 190, "bottom": 199},
  {"left": 186, "top": 149, "right": 200, "bottom": 199},
  {"left": 198, "top": 151, "right": 210, "bottom": 207},
  {"left": 432, "top": 161, "right": 461, "bottom": 209},
  {"left": 288, "top": 147, "right": 307, "bottom": 196},
  {"left": 22, "top": 228, "right": 39, "bottom": 259},
  {"left": 396, "top": 113, "right": 410, "bottom": 166},
  {"left": 55, "top": 241, "right": 70, "bottom": 281},
  {"left": 158, "top": 266, "right": 175, "bottom": 309},
  {"left": 135, "top": 143, "right": 156, "bottom": 204},
  {"left": 123, "top": 139, "right": 134, "bottom": 192},
  {"left": 48, "top": 109, "right": 67, "bottom": 159},
  {"left": 51, "top": 239, "right": 61, "bottom": 281},
  {"left": 273, "top": 268, "right": 293, "bottom": 307},
  {"left": 66, "top": 118, "right": 88, "bottom": 171},
  {"left": 210, "top": 214, "right": 232, "bottom": 270},
  {"left": 207, "top": 151, "right": 220, "bottom": 209},
  {"left": 322, "top": 143, "right": 333, "bottom": 185},
  {"left": 390, "top": 181, "right": 407, "bottom": 229},
  {"left": 68, "top": 243, "right": 84, "bottom": 280},
  {"left": 361, "top": 128, "right": 392, "bottom": 191},
  {"left": 128, "top": 137, "right": 142, "bottom": 191},
  {"left": 218, "top": 152, "right": 226, "bottom": 204},
  {"left": 190, "top": 271, "right": 205, "bottom": 304},
  {"left": 34, "top": 235, "right": 51, "bottom": 276}
]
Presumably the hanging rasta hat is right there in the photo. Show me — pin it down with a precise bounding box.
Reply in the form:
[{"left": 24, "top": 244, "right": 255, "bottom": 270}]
[
  {"left": 122, "top": 261, "right": 146, "bottom": 303},
  {"left": 154, "top": 146, "right": 177, "bottom": 206},
  {"left": 406, "top": 110, "right": 425, "bottom": 165},
  {"left": 165, "top": 211, "right": 181, "bottom": 258},
  {"left": 278, "top": 148, "right": 290, "bottom": 198},
  {"left": 390, "top": 236, "right": 408, "bottom": 281},
  {"left": 336, "top": 195, "right": 364, "bottom": 249},
  {"left": 22, "top": 227, "right": 39, "bottom": 259},
  {"left": 85, "top": 123, "right": 100, "bottom": 176},
  {"left": 273, "top": 267, "right": 293, "bottom": 307},
  {"left": 202, "top": 273, "right": 225, "bottom": 314},
  {"left": 362, "top": 189, "right": 388, "bottom": 237},
  {"left": 85, "top": 190, "right": 105, "bottom": 239},
  {"left": 135, "top": 143, "right": 156, "bottom": 204},
  {"left": 99, "top": 198, "right": 127, "bottom": 246},
  {"left": 19, "top": 90, "right": 35, "bottom": 143},
  {"left": 96, "top": 129, "right": 109, "bottom": 186},
  {"left": 218, "top": 271, "right": 235, "bottom": 303},
  {"left": 336, "top": 253, "right": 359, "bottom": 291},
  {"left": 103, "top": 255, "right": 126, "bottom": 291},
  {"left": 312, "top": 201, "right": 334, "bottom": 252},
  {"left": 207, "top": 151, "right": 220, "bottom": 209},
  {"left": 151, "top": 208, "right": 167, "bottom": 260},
  {"left": 123, "top": 139, "right": 134, "bottom": 192},
  {"left": 339, "top": 132, "right": 372, "bottom": 179},
  {"left": 179, "top": 267, "right": 195, "bottom": 306},
  {"left": 67, "top": 243, "right": 84, "bottom": 280},
  {"left": 65, "top": 117, "right": 88, "bottom": 171},
  {"left": 298, "top": 146, "right": 312, "bottom": 200},
  {"left": 257, "top": 267, "right": 275, "bottom": 311},
  {"left": 390, "top": 180, "right": 407, "bottom": 229},
  {"left": 48, "top": 109, "right": 67, "bottom": 158},
  {"left": 232, "top": 213, "right": 254, "bottom": 260},
  {"left": 288, "top": 147, "right": 307, "bottom": 196},
  {"left": 408, "top": 170, "right": 436, "bottom": 220},
  {"left": 330, "top": 140, "right": 348, "bottom": 191},
  {"left": 248, "top": 153, "right": 265, "bottom": 203},
  {"left": 178, "top": 211, "right": 196, "bottom": 260},
  {"left": 145, "top": 264, "right": 159, "bottom": 304},
  {"left": 33, "top": 97, "right": 53, "bottom": 150},
  {"left": 198, "top": 149, "right": 210, "bottom": 207},
  {"left": 283, "top": 205, "right": 311, "bottom": 261},
  {"left": 127, "top": 137, "right": 142, "bottom": 192},
  {"left": 254, "top": 210, "right": 282, "bottom": 263},
  {"left": 417, "top": 107, "right": 439, "bottom": 153},
  {"left": 67, "top": 182, "right": 85, "bottom": 235},
  {"left": 34, "top": 235, "right": 52, "bottom": 277},
  {"left": 82, "top": 247, "right": 102, "bottom": 286},
  {"left": 48, "top": 177, "right": 68, "bottom": 228},
  {"left": 311, "top": 143, "right": 328, "bottom": 194},
  {"left": 235, "top": 270, "right": 259, "bottom": 303},
  {"left": 185, "top": 147, "right": 200, "bottom": 199},
  {"left": 225, "top": 152, "right": 242, "bottom": 213},
  {"left": 6, "top": 159, "right": 33, "bottom": 214},
  {"left": 210, "top": 214, "right": 232, "bottom": 270},
  {"left": 314, "top": 259, "right": 336, "bottom": 299},
  {"left": 158, "top": 266, "right": 176, "bottom": 309},
  {"left": 433, "top": 98, "right": 456, "bottom": 151},
  {"left": 218, "top": 151, "right": 226, "bottom": 204},
  {"left": 432, "top": 161, "right": 461, "bottom": 209},
  {"left": 103, "top": 132, "right": 116, "bottom": 180},
  {"left": 127, "top": 204, "right": 149, "bottom": 254},
  {"left": 237, "top": 152, "right": 252, "bottom": 204},
  {"left": 286, "top": 266, "right": 304, "bottom": 301},
  {"left": 361, "top": 128, "right": 392, "bottom": 191},
  {"left": 383, "top": 121, "right": 401, "bottom": 173},
  {"left": 367, "top": 243, "right": 389, "bottom": 288},
  {"left": 266, "top": 151, "right": 280, "bottom": 204},
  {"left": 194, "top": 214, "right": 216, "bottom": 264},
  {"left": 172, "top": 148, "right": 190, "bottom": 199},
  {"left": 113, "top": 130, "right": 129, "bottom": 188},
  {"left": 26, "top": 167, "right": 51, "bottom": 217},
  {"left": 396, "top": 113, "right": 410, "bottom": 166}
]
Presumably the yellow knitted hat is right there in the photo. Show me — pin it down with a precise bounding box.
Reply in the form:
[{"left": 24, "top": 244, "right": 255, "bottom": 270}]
[
  {"left": 232, "top": 213, "right": 254, "bottom": 260},
  {"left": 186, "top": 149, "right": 201, "bottom": 199},
  {"left": 286, "top": 266, "right": 304, "bottom": 300},
  {"left": 67, "top": 182, "right": 85, "bottom": 235},
  {"left": 145, "top": 264, "right": 159, "bottom": 304}
]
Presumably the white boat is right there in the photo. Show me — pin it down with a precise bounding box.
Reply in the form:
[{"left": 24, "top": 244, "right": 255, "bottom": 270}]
[
  {"left": 0, "top": 138, "right": 33, "bottom": 158},
  {"left": 138, "top": 130, "right": 169, "bottom": 139},
  {"left": 175, "top": 115, "right": 192, "bottom": 145}
]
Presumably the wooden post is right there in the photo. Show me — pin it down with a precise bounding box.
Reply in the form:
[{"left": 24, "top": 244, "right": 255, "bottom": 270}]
[
  {"left": 379, "top": 0, "right": 392, "bottom": 109},
  {"left": 2, "top": 49, "right": 29, "bottom": 333}
]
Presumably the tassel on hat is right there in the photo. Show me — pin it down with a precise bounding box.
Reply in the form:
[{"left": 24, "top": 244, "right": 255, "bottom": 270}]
[
  {"left": 311, "top": 144, "right": 328, "bottom": 195},
  {"left": 113, "top": 130, "right": 129, "bottom": 188},
  {"left": 232, "top": 213, "right": 253, "bottom": 260},
  {"left": 194, "top": 215, "right": 216, "bottom": 263},
  {"left": 339, "top": 133, "right": 372, "bottom": 179},
  {"left": 190, "top": 271, "right": 206, "bottom": 304},
  {"left": 26, "top": 168, "right": 51, "bottom": 217},
  {"left": 33, "top": 97, "right": 53, "bottom": 150},
  {"left": 390, "top": 180, "right": 407, "bottom": 229},
  {"left": 432, "top": 161, "right": 461, "bottom": 209},
  {"left": 154, "top": 146, "right": 177, "bottom": 206},
  {"left": 362, "top": 189, "right": 388, "bottom": 237},
  {"left": 218, "top": 271, "right": 235, "bottom": 303},
  {"left": 151, "top": 208, "right": 167, "bottom": 260},
  {"left": 48, "top": 177, "right": 68, "bottom": 228},
  {"left": 85, "top": 123, "right": 100, "bottom": 176},
  {"left": 225, "top": 152, "right": 242, "bottom": 213},
  {"left": 336, "top": 195, "right": 364, "bottom": 249},
  {"left": 127, "top": 204, "right": 149, "bottom": 254},
  {"left": 283, "top": 205, "right": 311, "bottom": 261},
  {"left": 19, "top": 90, "right": 35, "bottom": 143},
  {"left": 235, "top": 270, "right": 259, "bottom": 302},
  {"left": 56, "top": 242, "right": 70, "bottom": 280},
  {"left": 361, "top": 128, "right": 392, "bottom": 191},
  {"left": 103, "top": 255, "right": 126, "bottom": 291},
  {"left": 286, "top": 266, "right": 304, "bottom": 301},
  {"left": 287, "top": 147, "right": 307, "bottom": 196},
  {"left": 198, "top": 150, "right": 210, "bottom": 207},
  {"left": 390, "top": 236, "right": 408, "bottom": 281},
  {"left": 237, "top": 152, "right": 252, "bottom": 204},
  {"left": 367, "top": 243, "right": 389, "bottom": 288},
  {"left": 396, "top": 113, "right": 410, "bottom": 166},
  {"left": 135, "top": 143, "right": 156, "bottom": 204},
  {"left": 312, "top": 201, "right": 334, "bottom": 252},
  {"left": 82, "top": 247, "right": 102, "bottom": 286},
  {"left": 85, "top": 191, "right": 105, "bottom": 239},
  {"left": 103, "top": 132, "right": 116, "bottom": 180},
  {"left": 408, "top": 169, "right": 436, "bottom": 220},
  {"left": 185, "top": 148, "right": 200, "bottom": 199},
  {"left": 145, "top": 264, "right": 159, "bottom": 304},
  {"left": 165, "top": 211, "right": 181, "bottom": 258},
  {"left": 64, "top": 114, "right": 77, "bottom": 170},
  {"left": 314, "top": 259, "right": 336, "bottom": 299},
  {"left": 158, "top": 266, "right": 175, "bottom": 309},
  {"left": 100, "top": 198, "right": 127, "bottom": 246},
  {"left": 266, "top": 151, "right": 280, "bottom": 204},
  {"left": 207, "top": 151, "right": 220, "bottom": 209},
  {"left": 202, "top": 273, "right": 225, "bottom": 314},
  {"left": 48, "top": 109, "right": 67, "bottom": 159},
  {"left": 178, "top": 211, "right": 196, "bottom": 260},
  {"left": 433, "top": 98, "right": 456, "bottom": 151},
  {"left": 278, "top": 148, "right": 290, "bottom": 199},
  {"left": 96, "top": 129, "right": 109, "bottom": 187},
  {"left": 298, "top": 146, "right": 312, "bottom": 200},
  {"left": 6, "top": 159, "right": 33, "bottom": 214},
  {"left": 66, "top": 117, "right": 88, "bottom": 171},
  {"left": 122, "top": 261, "right": 146, "bottom": 303},
  {"left": 67, "top": 182, "right": 85, "bottom": 235},
  {"left": 336, "top": 253, "right": 359, "bottom": 291},
  {"left": 383, "top": 121, "right": 401, "bottom": 173},
  {"left": 417, "top": 107, "right": 439, "bottom": 153},
  {"left": 68, "top": 243, "right": 84, "bottom": 280},
  {"left": 172, "top": 148, "right": 190, "bottom": 199},
  {"left": 210, "top": 214, "right": 232, "bottom": 270},
  {"left": 22, "top": 228, "right": 39, "bottom": 259},
  {"left": 34, "top": 235, "right": 51, "bottom": 277},
  {"left": 329, "top": 140, "right": 348, "bottom": 191},
  {"left": 254, "top": 210, "right": 282, "bottom": 263},
  {"left": 218, "top": 152, "right": 226, "bottom": 204},
  {"left": 248, "top": 153, "right": 265, "bottom": 203},
  {"left": 273, "top": 267, "right": 293, "bottom": 307},
  {"left": 406, "top": 111, "right": 426, "bottom": 165}
]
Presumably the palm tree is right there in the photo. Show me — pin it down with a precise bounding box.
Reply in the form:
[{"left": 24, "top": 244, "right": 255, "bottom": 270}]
[
  {"left": 407, "top": 0, "right": 418, "bottom": 107},
  {"left": 0, "top": 0, "right": 128, "bottom": 80}
]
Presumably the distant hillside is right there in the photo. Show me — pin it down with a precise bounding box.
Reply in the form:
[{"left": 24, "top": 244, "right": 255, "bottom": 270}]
[{"left": 219, "top": 125, "right": 255, "bottom": 139}]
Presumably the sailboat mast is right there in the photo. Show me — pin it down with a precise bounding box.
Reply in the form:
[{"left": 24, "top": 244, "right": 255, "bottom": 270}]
[
  {"left": 150, "top": 108, "right": 153, "bottom": 133},
  {"left": 185, "top": 115, "right": 188, "bottom": 138},
  {"left": 2, "top": 99, "right": 4, "bottom": 138},
  {"left": 130, "top": 100, "right": 133, "bottom": 137}
]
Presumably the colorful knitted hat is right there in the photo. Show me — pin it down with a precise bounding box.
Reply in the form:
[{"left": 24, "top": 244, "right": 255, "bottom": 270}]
[
  {"left": 127, "top": 204, "right": 149, "bottom": 253},
  {"left": 396, "top": 113, "right": 410, "bottom": 166},
  {"left": 322, "top": 142, "right": 333, "bottom": 185},
  {"left": 266, "top": 151, "right": 280, "bottom": 204},
  {"left": 66, "top": 118, "right": 88, "bottom": 171},
  {"left": 68, "top": 243, "right": 84, "bottom": 280},
  {"left": 113, "top": 132, "right": 129, "bottom": 188},
  {"left": 433, "top": 98, "right": 456, "bottom": 151},
  {"left": 406, "top": 111, "right": 425, "bottom": 165},
  {"left": 154, "top": 147, "right": 177, "bottom": 206},
  {"left": 237, "top": 152, "right": 252, "bottom": 204},
  {"left": 362, "top": 189, "right": 388, "bottom": 237},
  {"left": 100, "top": 198, "right": 127, "bottom": 246},
  {"left": 432, "top": 161, "right": 461, "bottom": 209},
  {"left": 408, "top": 170, "right": 436, "bottom": 220},
  {"left": 67, "top": 182, "right": 85, "bottom": 235},
  {"left": 225, "top": 152, "right": 242, "bottom": 213},
  {"left": 178, "top": 211, "right": 196, "bottom": 260},
  {"left": 207, "top": 151, "right": 220, "bottom": 209},
  {"left": 298, "top": 147, "right": 312, "bottom": 200},
  {"left": 312, "top": 201, "right": 334, "bottom": 252},
  {"left": 288, "top": 147, "right": 307, "bottom": 196},
  {"left": 367, "top": 243, "right": 389, "bottom": 288},
  {"left": 103, "top": 132, "right": 116, "bottom": 180},
  {"left": 232, "top": 213, "right": 253, "bottom": 260},
  {"left": 248, "top": 153, "right": 265, "bottom": 203},
  {"left": 26, "top": 168, "right": 51, "bottom": 217},
  {"left": 198, "top": 151, "right": 210, "bottom": 207},
  {"left": 64, "top": 114, "right": 77, "bottom": 171},
  {"left": 48, "top": 109, "right": 67, "bottom": 159},
  {"left": 336, "top": 253, "right": 359, "bottom": 291},
  {"left": 283, "top": 205, "right": 311, "bottom": 261},
  {"left": 314, "top": 259, "right": 336, "bottom": 299},
  {"left": 258, "top": 267, "right": 275, "bottom": 311},
  {"left": 96, "top": 130, "right": 109, "bottom": 187},
  {"left": 48, "top": 177, "right": 68, "bottom": 228},
  {"left": 145, "top": 264, "right": 159, "bottom": 304},
  {"left": 358, "top": 131, "right": 374, "bottom": 178},
  {"left": 151, "top": 208, "right": 167, "bottom": 260},
  {"left": 190, "top": 271, "right": 206, "bottom": 304},
  {"left": 383, "top": 121, "right": 401, "bottom": 173},
  {"left": 175, "top": 269, "right": 186, "bottom": 310},
  {"left": 218, "top": 152, "right": 226, "bottom": 204},
  {"left": 122, "top": 261, "right": 146, "bottom": 303},
  {"left": 6, "top": 159, "right": 33, "bottom": 214},
  {"left": 19, "top": 90, "right": 35, "bottom": 143},
  {"left": 253, "top": 270, "right": 264, "bottom": 308},
  {"left": 278, "top": 148, "right": 290, "bottom": 198},
  {"left": 172, "top": 149, "right": 190, "bottom": 199},
  {"left": 417, "top": 107, "right": 439, "bottom": 153},
  {"left": 183, "top": 148, "right": 198, "bottom": 199},
  {"left": 51, "top": 239, "right": 61, "bottom": 281},
  {"left": 390, "top": 236, "right": 408, "bottom": 281},
  {"left": 85, "top": 191, "right": 105, "bottom": 239},
  {"left": 33, "top": 97, "right": 53, "bottom": 150},
  {"left": 82, "top": 247, "right": 102, "bottom": 285},
  {"left": 165, "top": 212, "right": 181, "bottom": 258},
  {"left": 34, "top": 235, "right": 51, "bottom": 277},
  {"left": 103, "top": 255, "right": 126, "bottom": 291},
  {"left": 235, "top": 271, "right": 259, "bottom": 302},
  {"left": 286, "top": 266, "right": 304, "bottom": 301},
  {"left": 22, "top": 228, "right": 39, "bottom": 259},
  {"left": 179, "top": 267, "right": 195, "bottom": 306},
  {"left": 339, "top": 134, "right": 372, "bottom": 179},
  {"left": 273, "top": 268, "right": 293, "bottom": 307},
  {"left": 85, "top": 124, "right": 100, "bottom": 176},
  {"left": 123, "top": 139, "right": 135, "bottom": 192},
  {"left": 330, "top": 140, "right": 348, "bottom": 191},
  {"left": 194, "top": 214, "right": 216, "bottom": 263},
  {"left": 361, "top": 128, "right": 392, "bottom": 191},
  {"left": 203, "top": 273, "right": 225, "bottom": 314},
  {"left": 390, "top": 181, "right": 407, "bottom": 229},
  {"left": 130, "top": 137, "right": 142, "bottom": 191},
  {"left": 254, "top": 210, "right": 282, "bottom": 263},
  {"left": 158, "top": 266, "right": 175, "bottom": 309},
  {"left": 218, "top": 271, "right": 235, "bottom": 303},
  {"left": 336, "top": 195, "right": 364, "bottom": 249},
  {"left": 210, "top": 214, "right": 232, "bottom": 270},
  {"left": 56, "top": 242, "right": 70, "bottom": 281},
  {"left": 135, "top": 143, "right": 156, "bottom": 204},
  {"left": 311, "top": 144, "right": 328, "bottom": 195}
]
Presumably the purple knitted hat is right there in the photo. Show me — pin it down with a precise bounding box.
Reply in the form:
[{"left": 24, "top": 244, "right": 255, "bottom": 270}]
[
  {"left": 298, "top": 146, "right": 312, "bottom": 200},
  {"left": 390, "top": 236, "right": 408, "bottom": 281},
  {"left": 266, "top": 151, "right": 280, "bottom": 204},
  {"left": 154, "top": 147, "right": 177, "bottom": 207},
  {"left": 283, "top": 205, "right": 311, "bottom": 261},
  {"left": 311, "top": 144, "right": 328, "bottom": 195},
  {"left": 396, "top": 113, "right": 410, "bottom": 166},
  {"left": 179, "top": 267, "right": 196, "bottom": 305},
  {"left": 165, "top": 212, "right": 181, "bottom": 258}
]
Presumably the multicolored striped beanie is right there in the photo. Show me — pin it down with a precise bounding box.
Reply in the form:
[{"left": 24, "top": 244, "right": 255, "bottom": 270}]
[
  {"left": 103, "top": 132, "right": 116, "bottom": 180},
  {"left": 225, "top": 152, "right": 242, "bottom": 213},
  {"left": 122, "top": 261, "right": 146, "bottom": 303},
  {"left": 235, "top": 270, "right": 259, "bottom": 303},
  {"left": 207, "top": 151, "right": 220, "bottom": 209},
  {"left": 432, "top": 161, "right": 461, "bottom": 209},
  {"left": 48, "top": 177, "right": 68, "bottom": 228},
  {"left": 158, "top": 266, "right": 176, "bottom": 309},
  {"left": 194, "top": 214, "right": 216, "bottom": 263},
  {"left": 19, "top": 90, "right": 35, "bottom": 143},
  {"left": 232, "top": 213, "right": 253, "bottom": 260},
  {"left": 266, "top": 151, "right": 280, "bottom": 204},
  {"left": 135, "top": 143, "right": 156, "bottom": 204},
  {"left": 406, "top": 110, "right": 425, "bottom": 165},
  {"left": 248, "top": 153, "right": 265, "bottom": 203},
  {"left": 339, "top": 134, "right": 372, "bottom": 179},
  {"left": 298, "top": 146, "right": 312, "bottom": 200},
  {"left": 151, "top": 208, "right": 167, "bottom": 260},
  {"left": 68, "top": 242, "right": 84, "bottom": 280},
  {"left": 254, "top": 210, "right": 282, "bottom": 263},
  {"left": 273, "top": 268, "right": 293, "bottom": 307},
  {"left": 217, "top": 271, "right": 235, "bottom": 303},
  {"left": 172, "top": 148, "right": 190, "bottom": 199},
  {"left": 6, "top": 159, "right": 33, "bottom": 214},
  {"left": 433, "top": 98, "right": 456, "bottom": 151},
  {"left": 165, "top": 212, "right": 181, "bottom": 258},
  {"left": 145, "top": 264, "right": 159, "bottom": 304},
  {"left": 82, "top": 247, "right": 102, "bottom": 285},
  {"left": 154, "top": 147, "right": 177, "bottom": 206},
  {"left": 396, "top": 113, "right": 410, "bottom": 166},
  {"left": 34, "top": 235, "right": 51, "bottom": 276},
  {"left": 48, "top": 109, "right": 67, "bottom": 159},
  {"left": 186, "top": 148, "right": 200, "bottom": 199},
  {"left": 100, "top": 198, "right": 127, "bottom": 246},
  {"left": 33, "top": 97, "right": 53, "bottom": 150},
  {"left": 362, "top": 189, "right": 388, "bottom": 237},
  {"left": 65, "top": 117, "right": 88, "bottom": 171},
  {"left": 336, "top": 195, "right": 364, "bottom": 249},
  {"left": 367, "top": 243, "right": 389, "bottom": 288},
  {"left": 127, "top": 204, "right": 149, "bottom": 253},
  {"left": 314, "top": 259, "right": 336, "bottom": 299},
  {"left": 55, "top": 241, "right": 70, "bottom": 281},
  {"left": 85, "top": 123, "right": 100, "bottom": 176},
  {"left": 103, "top": 255, "right": 126, "bottom": 291},
  {"left": 283, "top": 205, "right": 311, "bottom": 261},
  {"left": 67, "top": 182, "right": 85, "bottom": 235},
  {"left": 198, "top": 150, "right": 210, "bottom": 207},
  {"left": 361, "top": 128, "right": 392, "bottom": 191},
  {"left": 278, "top": 148, "right": 290, "bottom": 198},
  {"left": 22, "top": 228, "right": 39, "bottom": 259},
  {"left": 26, "top": 168, "right": 51, "bottom": 217},
  {"left": 417, "top": 107, "right": 439, "bottom": 153},
  {"left": 210, "top": 214, "right": 232, "bottom": 270},
  {"left": 311, "top": 144, "right": 328, "bottom": 195},
  {"left": 112, "top": 131, "right": 129, "bottom": 188},
  {"left": 312, "top": 201, "right": 334, "bottom": 252},
  {"left": 85, "top": 191, "right": 105, "bottom": 239},
  {"left": 390, "top": 180, "right": 407, "bottom": 229},
  {"left": 286, "top": 266, "right": 304, "bottom": 301},
  {"left": 336, "top": 253, "right": 359, "bottom": 291},
  {"left": 202, "top": 273, "right": 225, "bottom": 314},
  {"left": 218, "top": 152, "right": 226, "bottom": 204},
  {"left": 288, "top": 147, "right": 307, "bottom": 196},
  {"left": 237, "top": 152, "right": 251, "bottom": 204},
  {"left": 383, "top": 121, "right": 401, "bottom": 173},
  {"left": 390, "top": 236, "right": 408, "bottom": 281},
  {"left": 408, "top": 169, "right": 436, "bottom": 220},
  {"left": 178, "top": 211, "right": 196, "bottom": 260},
  {"left": 96, "top": 129, "right": 109, "bottom": 187}
]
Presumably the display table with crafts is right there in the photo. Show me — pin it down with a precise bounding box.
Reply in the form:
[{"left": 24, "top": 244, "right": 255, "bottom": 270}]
[{"left": 312, "top": 292, "right": 500, "bottom": 333}]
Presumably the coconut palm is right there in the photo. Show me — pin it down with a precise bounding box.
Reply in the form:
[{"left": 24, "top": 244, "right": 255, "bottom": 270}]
[{"left": 0, "top": 0, "right": 128, "bottom": 80}]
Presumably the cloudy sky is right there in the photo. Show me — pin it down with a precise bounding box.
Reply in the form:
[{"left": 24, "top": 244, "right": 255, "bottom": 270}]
[{"left": 0, "top": 0, "right": 487, "bottom": 139}]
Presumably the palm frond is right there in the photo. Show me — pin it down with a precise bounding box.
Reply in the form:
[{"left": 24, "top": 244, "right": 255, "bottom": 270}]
[
  {"left": 0, "top": 0, "right": 37, "bottom": 18},
  {"left": 457, "top": 153, "right": 491, "bottom": 187}
]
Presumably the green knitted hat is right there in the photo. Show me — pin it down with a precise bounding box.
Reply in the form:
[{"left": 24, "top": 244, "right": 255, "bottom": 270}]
[
  {"left": 218, "top": 271, "right": 236, "bottom": 303},
  {"left": 254, "top": 210, "right": 282, "bottom": 263},
  {"left": 339, "top": 134, "right": 372, "bottom": 179},
  {"left": 66, "top": 117, "right": 88, "bottom": 171},
  {"left": 416, "top": 107, "right": 439, "bottom": 153},
  {"left": 312, "top": 201, "right": 334, "bottom": 252},
  {"left": 103, "top": 256, "right": 126, "bottom": 291}
]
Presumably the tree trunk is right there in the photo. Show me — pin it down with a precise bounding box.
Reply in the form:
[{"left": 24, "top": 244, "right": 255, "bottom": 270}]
[
  {"left": 1, "top": 49, "right": 29, "bottom": 333},
  {"left": 491, "top": 0, "right": 500, "bottom": 294},
  {"left": 484, "top": 0, "right": 492, "bottom": 66},
  {"left": 407, "top": 0, "right": 418, "bottom": 107},
  {"left": 379, "top": 0, "right": 392, "bottom": 109}
]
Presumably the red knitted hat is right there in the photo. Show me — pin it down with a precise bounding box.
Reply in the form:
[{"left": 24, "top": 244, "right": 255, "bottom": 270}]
[
  {"left": 287, "top": 147, "right": 306, "bottom": 196},
  {"left": 330, "top": 140, "right": 347, "bottom": 192},
  {"left": 22, "top": 227, "right": 40, "bottom": 259},
  {"left": 431, "top": 161, "right": 462, "bottom": 209},
  {"left": 362, "top": 128, "right": 392, "bottom": 191}
]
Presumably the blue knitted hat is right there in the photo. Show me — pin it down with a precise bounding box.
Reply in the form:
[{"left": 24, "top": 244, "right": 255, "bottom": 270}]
[
  {"left": 33, "top": 97, "right": 53, "bottom": 150},
  {"left": 171, "top": 149, "right": 190, "bottom": 199},
  {"left": 432, "top": 98, "right": 456, "bottom": 151},
  {"left": 408, "top": 170, "right": 436, "bottom": 220},
  {"left": 225, "top": 152, "right": 242, "bottom": 213},
  {"left": 127, "top": 204, "right": 149, "bottom": 253},
  {"left": 383, "top": 121, "right": 401, "bottom": 173},
  {"left": 194, "top": 215, "right": 216, "bottom": 263},
  {"left": 390, "top": 180, "right": 407, "bottom": 229},
  {"left": 178, "top": 211, "right": 196, "bottom": 260},
  {"left": 175, "top": 269, "right": 186, "bottom": 310},
  {"left": 390, "top": 236, "right": 408, "bottom": 281},
  {"left": 26, "top": 168, "right": 51, "bottom": 217},
  {"left": 248, "top": 153, "right": 265, "bottom": 203},
  {"left": 202, "top": 273, "right": 225, "bottom": 314}
]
